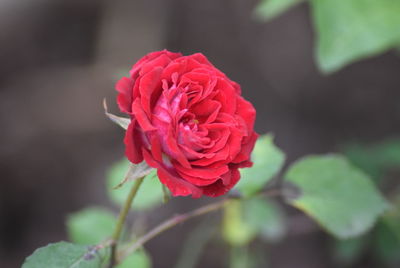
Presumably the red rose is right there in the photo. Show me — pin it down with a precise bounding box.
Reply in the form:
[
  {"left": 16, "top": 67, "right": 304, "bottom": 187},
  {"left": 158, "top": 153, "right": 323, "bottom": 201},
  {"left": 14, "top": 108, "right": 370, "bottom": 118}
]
[{"left": 116, "top": 50, "right": 258, "bottom": 198}]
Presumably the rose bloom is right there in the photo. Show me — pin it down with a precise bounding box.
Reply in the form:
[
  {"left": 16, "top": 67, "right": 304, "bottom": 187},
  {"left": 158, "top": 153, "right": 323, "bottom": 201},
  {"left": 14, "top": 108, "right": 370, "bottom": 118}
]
[{"left": 116, "top": 50, "right": 258, "bottom": 198}]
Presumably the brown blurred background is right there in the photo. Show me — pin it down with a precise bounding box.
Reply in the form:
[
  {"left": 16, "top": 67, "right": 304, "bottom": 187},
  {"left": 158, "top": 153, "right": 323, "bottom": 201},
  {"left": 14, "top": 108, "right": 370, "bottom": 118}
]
[{"left": 1, "top": 0, "right": 400, "bottom": 267}]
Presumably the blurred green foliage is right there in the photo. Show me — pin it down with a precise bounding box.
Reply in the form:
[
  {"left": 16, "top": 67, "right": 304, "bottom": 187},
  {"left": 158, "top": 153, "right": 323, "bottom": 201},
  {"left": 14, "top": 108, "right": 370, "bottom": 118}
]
[
  {"left": 67, "top": 207, "right": 116, "bottom": 245},
  {"left": 222, "top": 197, "right": 285, "bottom": 247},
  {"left": 254, "top": 0, "right": 303, "bottom": 21},
  {"left": 376, "top": 207, "right": 400, "bottom": 265},
  {"left": 332, "top": 199, "right": 400, "bottom": 268},
  {"left": 225, "top": 136, "right": 391, "bottom": 267},
  {"left": 229, "top": 246, "right": 258, "bottom": 268},
  {"left": 23, "top": 136, "right": 396, "bottom": 268},
  {"left": 223, "top": 200, "right": 258, "bottom": 246},
  {"left": 107, "top": 159, "right": 163, "bottom": 211},
  {"left": 255, "top": 0, "right": 400, "bottom": 73},
  {"left": 284, "top": 155, "right": 389, "bottom": 239},
  {"left": 115, "top": 251, "right": 151, "bottom": 268},
  {"left": 243, "top": 197, "right": 286, "bottom": 242},
  {"left": 332, "top": 236, "right": 368, "bottom": 266},
  {"left": 235, "top": 134, "right": 285, "bottom": 197},
  {"left": 343, "top": 138, "right": 400, "bottom": 182},
  {"left": 330, "top": 139, "right": 400, "bottom": 267},
  {"left": 22, "top": 242, "right": 108, "bottom": 268}
]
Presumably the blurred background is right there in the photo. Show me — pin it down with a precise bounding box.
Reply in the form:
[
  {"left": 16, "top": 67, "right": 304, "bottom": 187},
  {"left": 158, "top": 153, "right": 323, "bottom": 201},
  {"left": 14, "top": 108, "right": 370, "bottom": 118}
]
[{"left": 1, "top": 0, "right": 400, "bottom": 267}]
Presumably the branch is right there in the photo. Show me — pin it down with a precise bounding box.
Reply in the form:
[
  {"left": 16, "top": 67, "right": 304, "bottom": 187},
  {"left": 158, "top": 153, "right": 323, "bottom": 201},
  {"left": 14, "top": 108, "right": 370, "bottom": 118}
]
[
  {"left": 109, "top": 176, "right": 144, "bottom": 267},
  {"left": 118, "top": 198, "right": 230, "bottom": 262},
  {"left": 117, "top": 184, "right": 285, "bottom": 263}
]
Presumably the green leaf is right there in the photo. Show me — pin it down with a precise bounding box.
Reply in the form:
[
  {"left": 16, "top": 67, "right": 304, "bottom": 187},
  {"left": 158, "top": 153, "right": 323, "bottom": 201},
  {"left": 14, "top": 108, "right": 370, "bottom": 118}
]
[
  {"left": 332, "top": 236, "right": 368, "bottom": 265},
  {"left": 284, "top": 154, "right": 389, "bottom": 239},
  {"left": 107, "top": 159, "right": 163, "bottom": 210},
  {"left": 116, "top": 250, "right": 151, "bottom": 268},
  {"left": 342, "top": 143, "right": 383, "bottom": 181},
  {"left": 22, "top": 241, "right": 107, "bottom": 268},
  {"left": 375, "top": 219, "right": 400, "bottom": 264},
  {"left": 223, "top": 197, "right": 286, "bottom": 246},
  {"left": 229, "top": 246, "right": 257, "bottom": 268},
  {"left": 375, "top": 197, "right": 400, "bottom": 264},
  {"left": 222, "top": 200, "right": 257, "bottom": 246},
  {"left": 310, "top": 0, "right": 400, "bottom": 73},
  {"left": 67, "top": 207, "right": 116, "bottom": 245},
  {"left": 243, "top": 197, "right": 286, "bottom": 242},
  {"left": 254, "top": 0, "right": 303, "bottom": 22},
  {"left": 343, "top": 138, "right": 400, "bottom": 182},
  {"left": 235, "top": 134, "right": 285, "bottom": 197}
]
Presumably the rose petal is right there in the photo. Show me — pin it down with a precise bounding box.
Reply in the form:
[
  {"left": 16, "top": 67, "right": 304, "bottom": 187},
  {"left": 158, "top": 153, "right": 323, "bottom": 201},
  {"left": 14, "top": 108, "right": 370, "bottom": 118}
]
[
  {"left": 226, "top": 127, "right": 245, "bottom": 160},
  {"left": 124, "top": 120, "right": 144, "bottom": 164},
  {"left": 139, "top": 67, "right": 163, "bottom": 116},
  {"left": 202, "top": 168, "right": 240, "bottom": 197},
  {"left": 176, "top": 172, "right": 219, "bottom": 186},
  {"left": 164, "top": 125, "right": 191, "bottom": 168},
  {"left": 130, "top": 50, "right": 182, "bottom": 77},
  {"left": 232, "top": 132, "right": 258, "bottom": 164},
  {"left": 116, "top": 77, "right": 134, "bottom": 113},
  {"left": 142, "top": 149, "right": 202, "bottom": 197},
  {"left": 131, "top": 98, "right": 156, "bottom": 131},
  {"left": 139, "top": 53, "right": 173, "bottom": 76},
  {"left": 235, "top": 96, "right": 256, "bottom": 132},
  {"left": 214, "top": 79, "right": 237, "bottom": 114},
  {"left": 190, "top": 145, "right": 229, "bottom": 166},
  {"left": 149, "top": 132, "right": 163, "bottom": 162},
  {"left": 190, "top": 99, "right": 221, "bottom": 124},
  {"left": 175, "top": 162, "right": 228, "bottom": 179}
]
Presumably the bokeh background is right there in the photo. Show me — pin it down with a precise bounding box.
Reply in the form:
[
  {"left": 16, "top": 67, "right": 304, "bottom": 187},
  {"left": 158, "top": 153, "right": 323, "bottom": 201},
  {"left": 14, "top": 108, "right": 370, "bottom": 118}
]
[{"left": 1, "top": 0, "right": 400, "bottom": 267}]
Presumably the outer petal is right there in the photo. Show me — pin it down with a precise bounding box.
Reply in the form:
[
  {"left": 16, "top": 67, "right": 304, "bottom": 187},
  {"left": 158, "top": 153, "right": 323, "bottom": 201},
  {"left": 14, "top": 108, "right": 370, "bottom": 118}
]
[
  {"left": 235, "top": 96, "right": 256, "bottom": 132},
  {"left": 142, "top": 149, "right": 202, "bottom": 197},
  {"left": 202, "top": 168, "right": 241, "bottom": 197},
  {"left": 130, "top": 50, "right": 182, "bottom": 77},
  {"left": 139, "top": 67, "right": 163, "bottom": 116},
  {"left": 131, "top": 98, "right": 156, "bottom": 131},
  {"left": 232, "top": 132, "right": 258, "bottom": 164},
  {"left": 124, "top": 120, "right": 144, "bottom": 164},
  {"left": 116, "top": 77, "right": 134, "bottom": 114},
  {"left": 175, "top": 172, "right": 219, "bottom": 186},
  {"left": 175, "top": 162, "right": 229, "bottom": 179},
  {"left": 139, "top": 53, "right": 174, "bottom": 76},
  {"left": 214, "top": 79, "right": 237, "bottom": 114}
]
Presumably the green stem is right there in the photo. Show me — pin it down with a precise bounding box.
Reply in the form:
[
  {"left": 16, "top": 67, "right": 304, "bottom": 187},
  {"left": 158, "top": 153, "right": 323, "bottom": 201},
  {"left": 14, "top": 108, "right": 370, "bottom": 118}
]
[
  {"left": 118, "top": 199, "right": 230, "bottom": 262},
  {"left": 115, "top": 184, "right": 283, "bottom": 264},
  {"left": 109, "top": 176, "right": 145, "bottom": 267}
]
